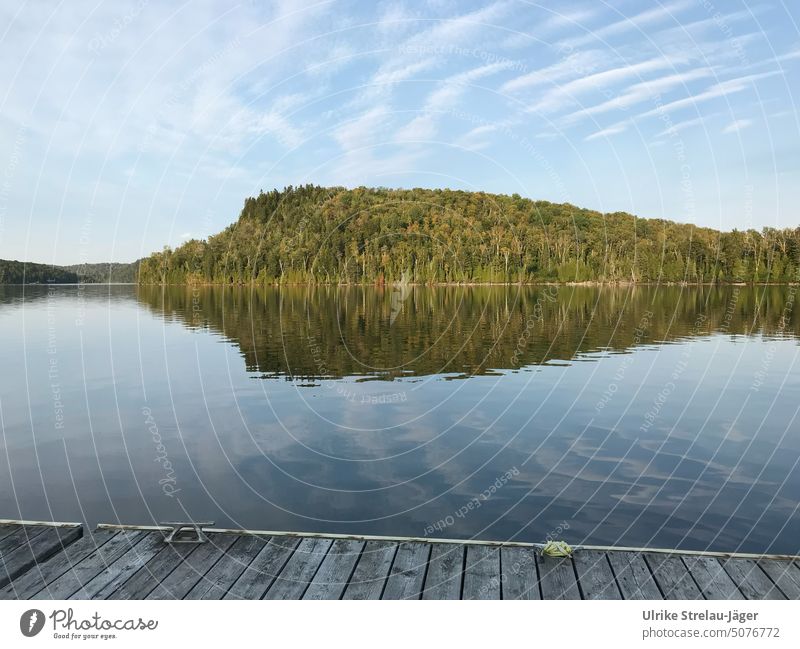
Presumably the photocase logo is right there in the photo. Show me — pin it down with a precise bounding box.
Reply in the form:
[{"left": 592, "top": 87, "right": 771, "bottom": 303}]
[
  {"left": 20, "top": 609, "right": 45, "bottom": 637},
  {"left": 389, "top": 270, "right": 412, "bottom": 325}
]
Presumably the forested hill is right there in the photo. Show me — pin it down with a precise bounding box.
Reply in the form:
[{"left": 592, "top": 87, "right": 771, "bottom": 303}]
[
  {"left": 0, "top": 259, "right": 139, "bottom": 284},
  {"left": 0, "top": 259, "right": 79, "bottom": 284},
  {"left": 137, "top": 185, "right": 800, "bottom": 285},
  {"left": 64, "top": 262, "right": 139, "bottom": 283}
]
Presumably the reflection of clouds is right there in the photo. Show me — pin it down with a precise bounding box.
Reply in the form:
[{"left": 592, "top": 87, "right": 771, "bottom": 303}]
[{"left": 3, "top": 285, "right": 800, "bottom": 551}]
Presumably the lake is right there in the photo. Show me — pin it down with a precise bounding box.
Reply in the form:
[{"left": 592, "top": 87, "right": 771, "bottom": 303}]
[{"left": 1, "top": 284, "right": 798, "bottom": 553}]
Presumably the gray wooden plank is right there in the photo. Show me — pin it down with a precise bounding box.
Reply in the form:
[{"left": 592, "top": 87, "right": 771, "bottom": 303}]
[
  {"left": 303, "top": 539, "right": 364, "bottom": 600},
  {"left": 0, "top": 525, "right": 21, "bottom": 542},
  {"left": 342, "top": 541, "right": 397, "bottom": 600},
  {"left": 224, "top": 536, "right": 300, "bottom": 600},
  {"left": 263, "top": 537, "right": 333, "bottom": 600},
  {"left": 0, "top": 530, "right": 118, "bottom": 599},
  {"left": 538, "top": 554, "right": 581, "bottom": 600},
  {"left": 645, "top": 553, "right": 703, "bottom": 600},
  {"left": 422, "top": 543, "right": 464, "bottom": 600},
  {"left": 107, "top": 541, "right": 196, "bottom": 600},
  {"left": 573, "top": 550, "right": 622, "bottom": 600},
  {"left": 146, "top": 534, "right": 238, "bottom": 599},
  {"left": 501, "top": 546, "right": 541, "bottom": 600},
  {"left": 607, "top": 552, "right": 662, "bottom": 600},
  {"left": 757, "top": 560, "right": 800, "bottom": 599},
  {"left": 382, "top": 542, "right": 430, "bottom": 600},
  {"left": 71, "top": 533, "right": 167, "bottom": 600},
  {"left": 462, "top": 545, "right": 501, "bottom": 600},
  {"left": 32, "top": 531, "right": 141, "bottom": 599},
  {"left": 722, "top": 559, "right": 786, "bottom": 600},
  {"left": 683, "top": 556, "right": 744, "bottom": 600},
  {"left": 0, "top": 526, "right": 49, "bottom": 556},
  {"left": 1, "top": 526, "right": 83, "bottom": 590},
  {"left": 185, "top": 535, "right": 268, "bottom": 600}
]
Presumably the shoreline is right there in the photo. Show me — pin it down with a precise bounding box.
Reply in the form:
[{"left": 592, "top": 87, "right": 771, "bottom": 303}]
[
  {"left": 4, "top": 280, "right": 800, "bottom": 287},
  {"left": 141, "top": 280, "right": 799, "bottom": 287}
]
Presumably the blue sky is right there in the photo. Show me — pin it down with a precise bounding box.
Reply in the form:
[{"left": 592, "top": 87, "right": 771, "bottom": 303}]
[{"left": 0, "top": 0, "right": 798, "bottom": 264}]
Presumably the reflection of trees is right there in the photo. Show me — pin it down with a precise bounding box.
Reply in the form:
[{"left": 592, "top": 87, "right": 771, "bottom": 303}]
[{"left": 137, "top": 285, "right": 800, "bottom": 380}]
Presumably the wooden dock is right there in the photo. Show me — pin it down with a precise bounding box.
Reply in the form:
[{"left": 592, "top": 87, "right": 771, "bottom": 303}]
[{"left": 2, "top": 521, "right": 799, "bottom": 600}]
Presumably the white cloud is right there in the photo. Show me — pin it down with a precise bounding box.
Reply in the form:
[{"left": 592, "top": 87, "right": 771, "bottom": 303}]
[
  {"left": 394, "top": 60, "right": 513, "bottom": 142},
  {"left": 561, "top": 0, "right": 692, "bottom": 48},
  {"left": 529, "top": 56, "right": 683, "bottom": 114},
  {"left": 656, "top": 115, "right": 707, "bottom": 137},
  {"left": 636, "top": 71, "right": 779, "bottom": 118},
  {"left": 722, "top": 119, "right": 752, "bottom": 134},
  {"left": 585, "top": 122, "right": 628, "bottom": 141},
  {"left": 395, "top": 114, "right": 438, "bottom": 141},
  {"left": 562, "top": 68, "right": 713, "bottom": 124},
  {"left": 334, "top": 107, "right": 391, "bottom": 152},
  {"left": 501, "top": 50, "right": 606, "bottom": 93},
  {"left": 453, "top": 123, "right": 499, "bottom": 150},
  {"left": 775, "top": 48, "right": 800, "bottom": 64}
]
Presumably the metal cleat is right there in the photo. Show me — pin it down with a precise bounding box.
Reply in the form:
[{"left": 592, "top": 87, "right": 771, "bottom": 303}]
[{"left": 160, "top": 521, "right": 215, "bottom": 544}]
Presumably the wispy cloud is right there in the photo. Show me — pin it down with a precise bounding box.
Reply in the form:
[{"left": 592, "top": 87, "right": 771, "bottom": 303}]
[
  {"left": 636, "top": 71, "right": 779, "bottom": 118},
  {"left": 454, "top": 123, "right": 499, "bottom": 151},
  {"left": 528, "top": 56, "right": 684, "bottom": 114},
  {"left": 396, "top": 61, "right": 513, "bottom": 142},
  {"left": 334, "top": 107, "right": 391, "bottom": 152},
  {"left": 1, "top": 0, "right": 797, "bottom": 263},
  {"left": 585, "top": 122, "right": 628, "bottom": 141},
  {"left": 656, "top": 115, "right": 707, "bottom": 137},
  {"left": 774, "top": 48, "right": 800, "bottom": 64},
  {"left": 722, "top": 119, "right": 752, "bottom": 134},
  {"left": 561, "top": 0, "right": 692, "bottom": 48},
  {"left": 501, "top": 50, "right": 605, "bottom": 93},
  {"left": 562, "top": 68, "right": 713, "bottom": 124}
]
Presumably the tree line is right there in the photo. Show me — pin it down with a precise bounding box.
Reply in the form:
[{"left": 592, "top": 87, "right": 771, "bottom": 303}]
[
  {"left": 136, "top": 284, "right": 800, "bottom": 379},
  {"left": 0, "top": 259, "right": 140, "bottom": 284},
  {"left": 127, "top": 184, "right": 798, "bottom": 285}
]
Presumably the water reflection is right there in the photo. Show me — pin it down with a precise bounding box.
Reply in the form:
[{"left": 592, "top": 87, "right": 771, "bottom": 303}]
[
  {"left": 0, "top": 284, "right": 798, "bottom": 554},
  {"left": 136, "top": 284, "right": 800, "bottom": 378}
]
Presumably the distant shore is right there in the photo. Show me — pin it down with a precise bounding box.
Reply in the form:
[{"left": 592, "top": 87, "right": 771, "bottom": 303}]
[
  {"left": 4, "top": 280, "right": 799, "bottom": 287},
  {"left": 139, "top": 280, "right": 799, "bottom": 287}
]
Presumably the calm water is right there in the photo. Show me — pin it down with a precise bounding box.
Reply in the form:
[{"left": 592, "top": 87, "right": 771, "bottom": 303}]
[{"left": 1, "top": 284, "right": 799, "bottom": 553}]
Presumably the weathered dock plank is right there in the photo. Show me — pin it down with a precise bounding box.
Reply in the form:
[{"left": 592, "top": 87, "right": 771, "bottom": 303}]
[
  {"left": 72, "top": 533, "right": 167, "bottom": 600},
  {"left": 722, "top": 559, "right": 786, "bottom": 600},
  {"left": 757, "top": 560, "right": 800, "bottom": 599},
  {"left": 342, "top": 541, "right": 397, "bottom": 600},
  {"left": 1, "top": 526, "right": 82, "bottom": 590},
  {"left": 463, "top": 545, "right": 501, "bottom": 600},
  {"left": 500, "top": 546, "right": 540, "bottom": 600},
  {"left": 0, "top": 530, "right": 117, "bottom": 600},
  {"left": 146, "top": 535, "right": 238, "bottom": 600},
  {"left": 607, "top": 552, "right": 662, "bottom": 600},
  {"left": 224, "top": 536, "right": 300, "bottom": 600},
  {"left": 683, "top": 556, "right": 744, "bottom": 600},
  {"left": 422, "top": 543, "right": 464, "bottom": 600},
  {"left": 186, "top": 535, "right": 268, "bottom": 600},
  {"left": 644, "top": 553, "right": 703, "bottom": 600},
  {"left": 264, "top": 537, "right": 332, "bottom": 600},
  {"left": 382, "top": 542, "right": 430, "bottom": 600},
  {"left": 0, "top": 524, "right": 22, "bottom": 543},
  {"left": 538, "top": 555, "right": 581, "bottom": 600},
  {"left": 573, "top": 550, "right": 621, "bottom": 600},
  {"left": 108, "top": 541, "right": 196, "bottom": 600},
  {"left": 303, "top": 539, "right": 364, "bottom": 600},
  {"left": 2, "top": 523, "right": 799, "bottom": 600},
  {"left": 0, "top": 526, "right": 49, "bottom": 555},
  {"left": 33, "top": 530, "right": 142, "bottom": 599}
]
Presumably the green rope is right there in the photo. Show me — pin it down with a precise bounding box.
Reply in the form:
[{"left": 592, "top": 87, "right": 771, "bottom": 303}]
[{"left": 541, "top": 540, "right": 573, "bottom": 557}]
